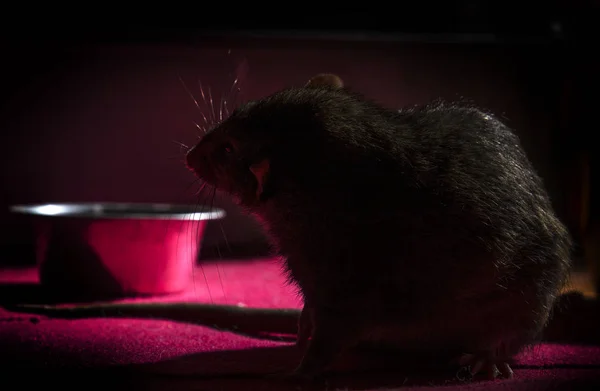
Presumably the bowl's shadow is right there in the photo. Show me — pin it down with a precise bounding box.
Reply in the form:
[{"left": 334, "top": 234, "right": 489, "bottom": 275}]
[{"left": 0, "top": 281, "right": 152, "bottom": 305}]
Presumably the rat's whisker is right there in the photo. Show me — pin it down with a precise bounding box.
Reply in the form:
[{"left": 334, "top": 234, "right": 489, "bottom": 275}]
[
  {"left": 208, "top": 86, "right": 216, "bottom": 125},
  {"left": 230, "top": 58, "right": 249, "bottom": 108},
  {"left": 218, "top": 220, "right": 231, "bottom": 254},
  {"left": 196, "top": 80, "right": 214, "bottom": 129},
  {"left": 194, "top": 121, "right": 207, "bottom": 135},
  {"left": 200, "top": 111, "right": 209, "bottom": 125},
  {"left": 171, "top": 176, "right": 204, "bottom": 289},
  {"left": 172, "top": 140, "right": 189, "bottom": 149},
  {"left": 219, "top": 94, "right": 224, "bottom": 122},
  {"left": 189, "top": 196, "right": 203, "bottom": 300},
  {"left": 179, "top": 77, "right": 202, "bottom": 112},
  {"left": 197, "top": 186, "right": 216, "bottom": 304},
  {"left": 230, "top": 80, "right": 240, "bottom": 109},
  {"left": 181, "top": 178, "right": 201, "bottom": 195},
  {"left": 223, "top": 99, "right": 230, "bottom": 117},
  {"left": 195, "top": 181, "right": 209, "bottom": 196},
  {"left": 228, "top": 78, "right": 239, "bottom": 101},
  {"left": 198, "top": 80, "right": 208, "bottom": 106},
  {"left": 216, "top": 222, "right": 230, "bottom": 301},
  {"left": 207, "top": 188, "right": 227, "bottom": 303}
]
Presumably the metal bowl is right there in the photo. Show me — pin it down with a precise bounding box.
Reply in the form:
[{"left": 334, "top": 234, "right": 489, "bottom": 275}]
[{"left": 10, "top": 203, "right": 225, "bottom": 301}]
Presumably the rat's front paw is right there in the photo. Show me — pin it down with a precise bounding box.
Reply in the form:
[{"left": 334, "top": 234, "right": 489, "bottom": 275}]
[
  {"left": 455, "top": 353, "right": 514, "bottom": 380},
  {"left": 296, "top": 306, "right": 314, "bottom": 351}
]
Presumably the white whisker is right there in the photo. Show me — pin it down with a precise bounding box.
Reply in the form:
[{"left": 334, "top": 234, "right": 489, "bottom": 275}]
[
  {"left": 198, "top": 80, "right": 208, "bottom": 106},
  {"left": 224, "top": 99, "right": 230, "bottom": 117},
  {"left": 179, "top": 77, "right": 202, "bottom": 112},
  {"left": 194, "top": 121, "right": 207, "bottom": 134},
  {"left": 229, "top": 78, "right": 239, "bottom": 97},
  {"left": 195, "top": 181, "right": 208, "bottom": 196},
  {"left": 171, "top": 140, "right": 190, "bottom": 153},
  {"left": 219, "top": 94, "right": 224, "bottom": 122},
  {"left": 208, "top": 86, "right": 216, "bottom": 124}
]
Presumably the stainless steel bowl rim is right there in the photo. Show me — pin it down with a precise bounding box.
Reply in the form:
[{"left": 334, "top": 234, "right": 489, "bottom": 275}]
[{"left": 9, "top": 203, "right": 226, "bottom": 221}]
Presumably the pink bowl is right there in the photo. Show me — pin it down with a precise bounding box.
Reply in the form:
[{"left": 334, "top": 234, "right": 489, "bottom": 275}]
[{"left": 10, "top": 203, "right": 225, "bottom": 301}]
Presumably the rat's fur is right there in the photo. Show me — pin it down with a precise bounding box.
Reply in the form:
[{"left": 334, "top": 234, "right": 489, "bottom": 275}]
[{"left": 185, "top": 74, "right": 572, "bottom": 379}]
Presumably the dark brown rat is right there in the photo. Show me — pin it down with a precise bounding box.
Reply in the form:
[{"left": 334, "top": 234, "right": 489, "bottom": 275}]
[{"left": 184, "top": 73, "right": 572, "bottom": 379}]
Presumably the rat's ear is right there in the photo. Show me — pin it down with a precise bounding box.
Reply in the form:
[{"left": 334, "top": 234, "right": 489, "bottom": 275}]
[
  {"left": 305, "top": 73, "right": 344, "bottom": 89},
  {"left": 249, "top": 159, "right": 271, "bottom": 201}
]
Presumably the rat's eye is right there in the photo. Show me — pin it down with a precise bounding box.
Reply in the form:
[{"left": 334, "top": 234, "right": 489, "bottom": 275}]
[{"left": 223, "top": 142, "right": 234, "bottom": 154}]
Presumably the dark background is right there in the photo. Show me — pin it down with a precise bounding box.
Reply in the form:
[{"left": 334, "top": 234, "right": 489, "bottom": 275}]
[{"left": 1, "top": 1, "right": 598, "bottom": 267}]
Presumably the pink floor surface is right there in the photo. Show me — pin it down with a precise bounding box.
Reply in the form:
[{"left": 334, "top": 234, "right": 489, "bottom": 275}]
[{"left": 1, "top": 257, "right": 599, "bottom": 390}]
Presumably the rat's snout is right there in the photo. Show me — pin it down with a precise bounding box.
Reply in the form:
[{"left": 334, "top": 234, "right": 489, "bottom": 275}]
[{"left": 185, "top": 143, "right": 207, "bottom": 176}]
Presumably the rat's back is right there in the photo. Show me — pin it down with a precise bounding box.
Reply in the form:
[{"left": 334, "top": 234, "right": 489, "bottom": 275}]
[{"left": 277, "top": 85, "right": 570, "bottom": 374}]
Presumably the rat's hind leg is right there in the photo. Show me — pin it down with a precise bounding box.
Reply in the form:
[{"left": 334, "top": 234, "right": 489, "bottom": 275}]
[{"left": 453, "top": 338, "right": 526, "bottom": 380}]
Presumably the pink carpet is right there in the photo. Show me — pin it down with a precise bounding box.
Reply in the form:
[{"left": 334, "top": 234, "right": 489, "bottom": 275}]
[{"left": 1, "top": 257, "right": 599, "bottom": 390}]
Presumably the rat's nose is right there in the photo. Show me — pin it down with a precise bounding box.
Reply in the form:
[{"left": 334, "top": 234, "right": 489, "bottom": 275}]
[{"left": 185, "top": 144, "right": 203, "bottom": 173}]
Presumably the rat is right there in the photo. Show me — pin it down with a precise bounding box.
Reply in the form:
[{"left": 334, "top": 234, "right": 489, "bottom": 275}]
[
  {"left": 7, "top": 73, "right": 572, "bottom": 381},
  {"left": 183, "top": 72, "right": 572, "bottom": 380}
]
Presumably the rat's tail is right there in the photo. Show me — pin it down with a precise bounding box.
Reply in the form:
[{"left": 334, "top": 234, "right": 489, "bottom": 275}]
[{"left": 4, "top": 302, "right": 301, "bottom": 342}]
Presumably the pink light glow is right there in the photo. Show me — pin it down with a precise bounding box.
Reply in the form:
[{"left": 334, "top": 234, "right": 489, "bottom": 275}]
[{"left": 84, "top": 219, "right": 201, "bottom": 294}]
